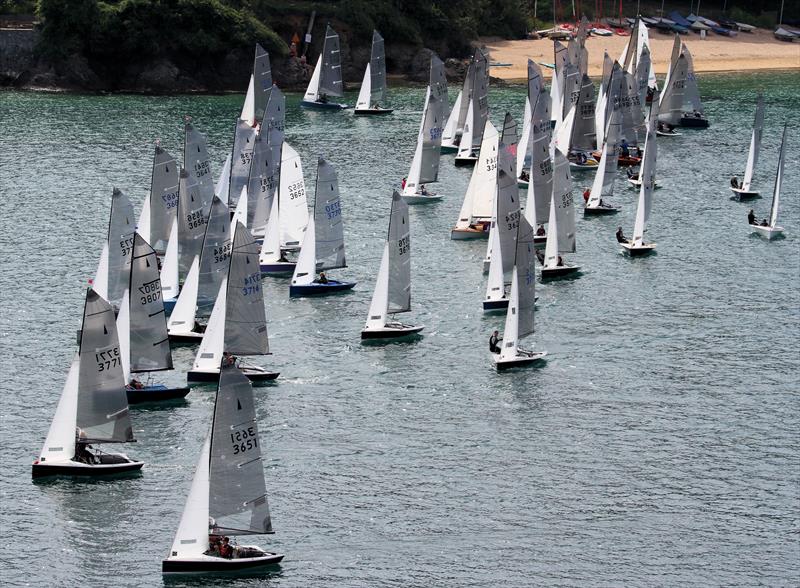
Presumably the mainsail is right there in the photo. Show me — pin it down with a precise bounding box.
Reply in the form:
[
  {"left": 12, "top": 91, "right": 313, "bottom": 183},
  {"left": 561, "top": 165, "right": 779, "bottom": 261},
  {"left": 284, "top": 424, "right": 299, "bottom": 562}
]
[
  {"left": 147, "top": 145, "right": 180, "bottom": 252},
  {"left": 107, "top": 188, "right": 136, "bottom": 308},
  {"left": 314, "top": 158, "right": 347, "bottom": 271},
  {"left": 319, "top": 25, "right": 344, "bottom": 97},
  {"left": 76, "top": 289, "right": 135, "bottom": 444},
  {"left": 742, "top": 94, "right": 765, "bottom": 191},
  {"left": 278, "top": 142, "right": 309, "bottom": 250},
  {"left": 632, "top": 128, "right": 658, "bottom": 245},
  {"left": 184, "top": 121, "right": 215, "bottom": 214},
  {"left": 387, "top": 190, "right": 411, "bottom": 314},
  {"left": 128, "top": 234, "right": 172, "bottom": 373},
  {"left": 252, "top": 43, "right": 272, "bottom": 124},
  {"left": 227, "top": 120, "right": 257, "bottom": 209},
  {"left": 209, "top": 364, "right": 273, "bottom": 535},
  {"left": 177, "top": 168, "right": 208, "bottom": 278},
  {"left": 524, "top": 63, "right": 553, "bottom": 228},
  {"left": 225, "top": 222, "right": 269, "bottom": 355},
  {"left": 197, "top": 196, "right": 232, "bottom": 317},
  {"left": 369, "top": 30, "right": 387, "bottom": 105}
]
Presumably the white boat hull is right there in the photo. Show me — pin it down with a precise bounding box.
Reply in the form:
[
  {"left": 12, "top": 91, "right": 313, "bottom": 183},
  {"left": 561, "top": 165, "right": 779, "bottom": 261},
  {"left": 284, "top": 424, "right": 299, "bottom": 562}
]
[
  {"left": 492, "top": 350, "right": 548, "bottom": 371},
  {"left": 403, "top": 193, "right": 442, "bottom": 205},
  {"left": 621, "top": 242, "right": 657, "bottom": 256},
  {"left": 730, "top": 187, "right": 760, "bottom": 199},
  {"left": 162, "top": 550, "right": 284, "bottom": 575},
  {"left": 751, "top": 224, "right": 783, "bottom": 240}
]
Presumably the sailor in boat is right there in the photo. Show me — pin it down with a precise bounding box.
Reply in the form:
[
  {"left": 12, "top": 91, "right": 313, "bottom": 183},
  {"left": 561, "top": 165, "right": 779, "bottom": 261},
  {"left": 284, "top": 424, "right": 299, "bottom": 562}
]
[
  {"left": 222, "top": 351, "right": 237, "bottom": 367},
  {"left": 520, "top": 170, "right": 530, "bottom": 182},
  {"left": 536, "top": 225, "right": 546, "bottom": 237},
  {"left": 583, "top": 188, "right": 591, "bottom": 203},
  {"left": 535, "top": 249, "right": 545, "bottom": 264},
  {"left": 616, "top": 226, "right": 629, "bottom": 244},
  {"left": 75, "top": 440, "right": 97, "bottom": 465},
  {"left": 627, "top": 167, "right": 636, "bottom": 180},
  {"left": 127, "top": 378, "right": 145, "bottom": 390},
  {"left": 557, "top": 256, "right": 564, "bottom": 267},
  {"left": 760, "top": 218, "right": 769, "bottom": 227},
  {"left": 193, "top": 319, "right": 207, "bottom": 334},
  {"left": 419, "top": 184, "right": 428, "bottom": 195},
  {"left": 489, "top": 330, "right": 502, "bottom": 353},
  {"left": 731, "top": 176, "right": 740, "bottom": 189},
  {"left": 279, "top": 250, "right": 289, "bottom": 263},
  {"left": 314, "top": 271, "right": 329, "bottom": 284},
  {"left": 748, "top": 209, "right": 756, "bottom": 225},
  {"left": 620, "top": 139, "right": 630, "bottom": 158},
  {"left": 401, "top": 177, "right": 407, "bottom": 189},
  {"left": 319, "top": 93, "right": 329, "bottom": 104}
]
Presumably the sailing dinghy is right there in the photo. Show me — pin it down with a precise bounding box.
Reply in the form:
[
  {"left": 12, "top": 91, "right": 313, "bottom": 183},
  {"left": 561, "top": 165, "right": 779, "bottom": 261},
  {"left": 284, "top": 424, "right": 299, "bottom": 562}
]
[
  {"left": 92, "top": 188, "right": 136, "bottom": 311},
  {"left": 33, "top": 289, "right": 143, "bottom": 479},
  {"left": 290, "top": 157, "right": 356, "bottom": 296},
  {"left": 259, "top": 142, "right": 309, "bottom": 276},
  {"left": 491, "top": 216, "right": 547, "bottom": 371},
  {"left": 584, "top": 110, "right": 622, "bottom": 215},
  {"left": 483, "top": 139, "right": 521, "bottom": 312},
  {"left": 750, "top": 122, "right": 787, "bottom": 240},
  {"left": 302, "top": 25, "right": 348, "bottom": 110},
  {"left": 361, "top": 191, "right": 422, "bottom": 340},
  {"left": 354, "top": 30, "right": 392, "bottom": 115},
  {"left": 454, "top": 49, "right": 489, "bottom": 167},
  {"left": 188, "top": 222, "right": 278, "bottom": 383},
  {"left": 167, "top": 255, "right": 205, "bottom": 344},
  {"left": 731, "top": 94, "right": 765, "bottom": 199},
  {"left": 450, "top": 120, "right": 498, "bottom": 239},
  {"left": 118, "top": 234, "right": 189, "bottom": 403},
  {"left": 402, "top": 87, "right": 444, "bottom": 203},
  {"left": 162, "top": 363, "right": 283, "bottom": 575},
  {"left": 621, "top": 126, "right": 658, "bottom": 256},
  {"left": 541, "top": 148, "right": 580, "bottom": 279}
]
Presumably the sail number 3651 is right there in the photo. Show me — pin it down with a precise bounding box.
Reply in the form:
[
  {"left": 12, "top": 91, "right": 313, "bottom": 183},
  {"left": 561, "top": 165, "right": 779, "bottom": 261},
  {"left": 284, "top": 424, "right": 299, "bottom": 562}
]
[{"left": 231, "top": 426, "right": 258, "bottom": 455}]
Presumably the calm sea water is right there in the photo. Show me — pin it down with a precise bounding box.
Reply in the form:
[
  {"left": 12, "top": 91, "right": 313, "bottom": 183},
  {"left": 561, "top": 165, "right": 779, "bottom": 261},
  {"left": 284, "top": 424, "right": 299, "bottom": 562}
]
[{"left": 1, "top": 71, "right": 798, "bottom": 587}]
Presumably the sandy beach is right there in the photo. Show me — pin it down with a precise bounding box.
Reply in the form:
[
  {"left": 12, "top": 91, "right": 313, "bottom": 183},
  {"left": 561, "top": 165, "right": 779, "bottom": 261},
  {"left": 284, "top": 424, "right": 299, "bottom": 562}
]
[{"left": 482, "top": 29, "right": 800, "bottom": 81}]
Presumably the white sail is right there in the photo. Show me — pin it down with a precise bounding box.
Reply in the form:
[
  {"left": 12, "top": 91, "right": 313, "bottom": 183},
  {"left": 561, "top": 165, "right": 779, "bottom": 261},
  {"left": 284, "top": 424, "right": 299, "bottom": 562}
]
[
  {"left": 570, "top": 74, "right": 596, "bottom": 152},
  {"left": 500, "top": 217, "right": 536, "bottom": 360},
  {"left": 259, "top": 194, "right": 281, "bottom": 264},
  {"left": 137, "top": 191, "right": 151, "bottom": 245},
  {"left": 403, "top": 86, "right": 443, "bottom": 194},
  {"left": 632, "top": 128, "right": 658, "bottom": 245},
  {"left": 456, "top": 99, "right": 475, "bottom": 159},
  {"left": 365, "top": 242, "right": 390, "bottom": 330},
  {"left": 193, "top": 279, "right": 227, "bottom": 372},
  {"left": 160, "top": 216, "right": 179, "bottom": 302},
  {"left": 291, "top": 216, "right": 317, "bottom": 287},
  {"left": 116, "top": 289, "right": 131, "bottom": 382},
  {"left": 484, "top": 217, "right": 505, "bottom": 304},
  {"left": 278, "top": 142, "right": 309, "bottom": 250},
  {"left": 441, "top": 90, "right": 463, "bottom": 149},
  {"left": 215, "top": 153, "right": 232, "bottom": 203},
  {"left": 168, "top": 432, "right": 211, "bottom": 559},
  {"left": 37, "top": 356, "right": 80, "bottom": 466},
  {"left": 769, "top": 123, "right": 787, "bottom": 228},
  {"left": 355, "top": 62, "right": 372, "bottom": 111},
  {"left": 524, "top": 63, "right": 553, "bottom": 228},
  {"left": 516, "top": 96, "right": 532, "bottom": 174},
  {"left": 455, "top": 121, "right": 498, "bottom": 228},
  {"left": 303, "top": 55, "right": 323, "bottom": 102},
  {"left": 552, "top": 105, "right": 576, "bottom": 155},
  {"left": 92, "top": 241, "right": 110, "bottom": 300},
  {"left": 241, "top": 74, "right": 255, "bottom": 125},
  {"left": 682, "top": 46, "right": 703, "bottom": 116},
  {"left": 741, "top": 95, "right": 765, "bottom": 191},
  {"left": 167, "top": 255, "right": 200, "bottom": 335},
  {"left": 587, "top": 110, "right": 621, "bottom": 207}
]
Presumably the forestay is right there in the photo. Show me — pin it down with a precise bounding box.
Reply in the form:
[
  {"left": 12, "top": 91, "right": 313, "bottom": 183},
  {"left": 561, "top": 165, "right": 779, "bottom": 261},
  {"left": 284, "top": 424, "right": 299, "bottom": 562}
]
[
  {"left": 76, "top": 289, "right": 134, "bottom": 444},
  {"left": 225, "top": 222, "right": 269, "bottom": 355},
  {"left": 209, "top": 364, "right": 273, "bottom": 535},
  {"left": 129, "top": 234, "right": 172, "bottom": 373}
]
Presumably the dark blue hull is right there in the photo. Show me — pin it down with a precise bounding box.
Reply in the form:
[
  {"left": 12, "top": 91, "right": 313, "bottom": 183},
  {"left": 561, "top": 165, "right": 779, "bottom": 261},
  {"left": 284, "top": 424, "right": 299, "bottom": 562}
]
[
  {"left": 162, "top": 553, "right": 284, "bottom": 575},
  {"left": 127, "top": 384, "right": 190, "bottom": 404},
  {"left": 187, "top": 369, "right": 279, "bottom": 384},
  {"left": 680, "top": 114, "right": 709, "bottom": 128},
  {"left": 300, "top": 100, "right": 348, "bottom": 110},
  {"left": 483, "top": 299, "right": 509, "bottom": 312},
  {"left": 353, "top": 108, "right": 394, "bottom": 115},
  {"left": 260, "top": 262, "right": 296, "bottom": 276},
  {"left": 289, "top": 280, "right": 356, "bottom": 298},
  {"left": 163, "top": 298, "right": 177, "bottom": 315}
]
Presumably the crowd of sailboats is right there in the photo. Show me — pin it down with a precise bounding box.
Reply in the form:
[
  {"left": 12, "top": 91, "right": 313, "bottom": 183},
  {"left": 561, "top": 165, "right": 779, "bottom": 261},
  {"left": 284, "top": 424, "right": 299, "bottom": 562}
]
[{"left": 32, "top": 15, "right": 789, "bottom": 578}]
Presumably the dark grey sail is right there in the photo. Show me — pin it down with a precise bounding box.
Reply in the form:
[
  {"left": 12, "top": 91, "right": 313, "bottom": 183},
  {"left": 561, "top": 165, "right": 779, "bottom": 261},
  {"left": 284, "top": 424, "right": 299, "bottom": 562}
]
[
  {"left": 314, "top": 158, "right": 346, "bottom": 271},
  {"left": 604, "top": 62, "right": 624, "bottom": 134},
  {"left": 515, "top": 216, "right": 536, "bottom": 339},
  {"left": 570, "top": 74, "right": 596, "bottom": 152},
  {"left": 370, "top": 30, "right": 387, "bottom": 104},
  {"left": 500, "top": 112, "right": 518, "bottom": 148},
  {"left": 600, "top": 52, "right": 613, "bottom": 96},
  {"left": 319, "top": 25, "right": 344, "bottom": 97},
  {"left": 635, "top": 46, "right": 652, "bottom": 106},
  {"left": 227, "top": 120, "right": 258, "bottom": 209},
  {"left": 76, "top": 289, "right": 134, "bottom": 444},
  {"left": 129, "top": 233, "right": 172, "bottom": 373},
  {"left": 456, "top": 60, "right": 474, "bottom": 135},
  {"left": 148, "top": 145, "right": 180, "bottom": 252},
  {"left": 177, "top": 168, "right": 208, "bottom": 278},
  {"left": 225, "top": 222, "right": 269, "bottom": 355},
  {"left": 249, "top": 88, "right": 284, "bottom": 233},
  {"left": 429, "top": 52, "right": 448, "bottom": 121},
  {"left": 197, "top": 196, "right": 232, "bottom": 318},
  {"left": 253, "top": 43, "right": 273, "bottom": 124},
  {"left": 620, "top": 70, "right": 644, "bottom": 146},
  {"left": 184, "top": 121, "right": 215, "bottom": 213},
  {"left": 561, "top": 62, "right": 581, "bottom": 120},
  {"left": 470, "top": 48, "right": 489, "bottom": 151},
  {"left": 530, "top": 68, "right": 553, "bottom": 225},
  {"left": 497, "top": 139, "right": 520, "bottom": 275},
  {"left": 107, "top": 188, "right": 136, "bottom": 308},
  {"left": 419, "top": 89, "right": 443, "bottom": 184},
  {"left": 387, "top": 190, "right": 411, "bottom": 314},
  {"left": 209, "top": 363, "right": 272, "bottom": 535}
]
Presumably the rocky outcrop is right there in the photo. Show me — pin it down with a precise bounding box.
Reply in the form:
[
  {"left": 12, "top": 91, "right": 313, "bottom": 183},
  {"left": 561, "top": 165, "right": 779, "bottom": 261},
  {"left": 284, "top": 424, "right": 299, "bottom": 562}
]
[{"left": 0, "top": 28, "right": 38, "bottom": 85}]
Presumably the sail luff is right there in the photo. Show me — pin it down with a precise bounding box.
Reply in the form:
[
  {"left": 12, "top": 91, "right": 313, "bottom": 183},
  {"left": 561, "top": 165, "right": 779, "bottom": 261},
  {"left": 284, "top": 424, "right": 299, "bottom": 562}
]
[
  {"left": 225, "top": 222, "right": 269, "bottom": 355},
  {"left": 107, "top": 188, "right": 136, "bottom": 308},
  {"left": 769, "top": 123, "right": 787, "bottom": 228},
  {"left": 319, "top": 25, "right": 344, "bottom": 97},
  {"left": 370, "top": 30, "right": 386, "bottom": 103}
]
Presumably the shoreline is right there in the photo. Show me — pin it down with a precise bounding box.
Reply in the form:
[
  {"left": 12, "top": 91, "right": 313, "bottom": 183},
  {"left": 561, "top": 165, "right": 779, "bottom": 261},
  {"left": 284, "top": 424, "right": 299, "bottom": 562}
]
[{"left": 482, "top": 29, "right": 800, "bottom": 82}]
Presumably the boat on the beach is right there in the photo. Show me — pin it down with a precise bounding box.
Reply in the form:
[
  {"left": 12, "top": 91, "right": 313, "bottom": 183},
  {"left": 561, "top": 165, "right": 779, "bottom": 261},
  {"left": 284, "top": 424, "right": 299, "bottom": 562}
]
[
  {"left": 731, "top": 94, "right": 765, "bottom": 199},
  {"left": 750, "top": 123, "right": 787, "bottom": 240},
  {"left": 362, "top": 191, "right": 422, "bottom": 341},
  {"left": 354, "top": 30, "right": 393, "bottom": 115},
  {"left": 162, "top": 363, "right": 283, "bottom": 576},
  {"left": 33, "top": 289, "right": 143, "bottom": 479},
  {"left": 290, "top": 157, "right": 356, "bottom": 297},
  {"left": 302, "top": 25, "right": 348, "bottom": 110},
  {"left": 774, "top": 27, "right": 796, "bottom": 42}
]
